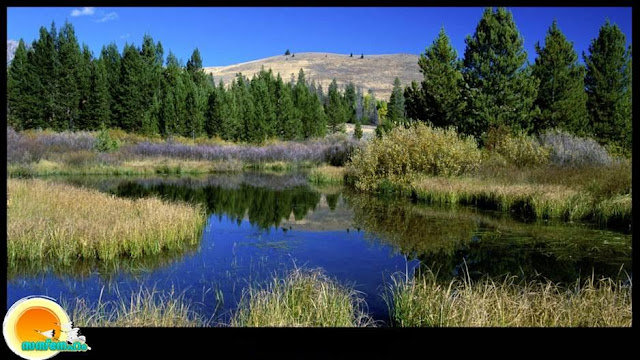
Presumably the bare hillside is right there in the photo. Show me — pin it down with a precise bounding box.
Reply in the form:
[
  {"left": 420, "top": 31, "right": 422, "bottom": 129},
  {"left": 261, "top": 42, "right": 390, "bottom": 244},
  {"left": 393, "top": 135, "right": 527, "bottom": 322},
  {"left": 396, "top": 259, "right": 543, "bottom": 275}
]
[{"left": 204, "top": 52, "right": 422, "bottom": 100}]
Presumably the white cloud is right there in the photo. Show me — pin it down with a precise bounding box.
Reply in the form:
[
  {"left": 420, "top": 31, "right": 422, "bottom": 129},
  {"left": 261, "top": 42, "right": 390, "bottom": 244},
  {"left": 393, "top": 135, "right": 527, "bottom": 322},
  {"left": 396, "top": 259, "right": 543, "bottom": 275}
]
[
  {"left": 70, "top": 7, "right": 96, "bottom": 17},
  {"left": 120, "top": 33, "right": 130, "bottom": 39},
  {"left": 96, "top": 12, "right": 119, "bottom": 23}
]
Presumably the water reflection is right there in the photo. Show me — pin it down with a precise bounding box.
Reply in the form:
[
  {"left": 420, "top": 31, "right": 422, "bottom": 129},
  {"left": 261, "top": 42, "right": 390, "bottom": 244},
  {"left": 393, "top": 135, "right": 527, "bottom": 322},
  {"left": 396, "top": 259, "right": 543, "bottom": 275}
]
[{"left": 346, "top": 192, "right": 632, "bottom": 283}]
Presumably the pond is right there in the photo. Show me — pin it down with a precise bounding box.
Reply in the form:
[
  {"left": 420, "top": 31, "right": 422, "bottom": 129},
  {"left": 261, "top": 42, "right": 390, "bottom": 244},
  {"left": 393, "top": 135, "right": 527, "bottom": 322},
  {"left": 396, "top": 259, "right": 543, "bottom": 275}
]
[{"left": 7, "top": 172, "right": 632, "bottom": 324}]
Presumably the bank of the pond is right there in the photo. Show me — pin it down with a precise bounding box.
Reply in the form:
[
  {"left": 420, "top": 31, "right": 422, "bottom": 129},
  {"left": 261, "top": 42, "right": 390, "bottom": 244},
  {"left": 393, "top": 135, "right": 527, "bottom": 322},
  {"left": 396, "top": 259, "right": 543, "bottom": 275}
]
[
  {"left": 7, "top": 178, "right": 206, "bottom": 264},
  {"left": 7, "top": 158, "right": 321, "bottom": 177},
  {"left": 62, "top": 267, "right": 631, "bottom": 327},
  {"left": 344, "top": 124, "right": 631, "bottom": 227},
  {"left": 367, "top": 174, "right": 631, "bottom": 226}
]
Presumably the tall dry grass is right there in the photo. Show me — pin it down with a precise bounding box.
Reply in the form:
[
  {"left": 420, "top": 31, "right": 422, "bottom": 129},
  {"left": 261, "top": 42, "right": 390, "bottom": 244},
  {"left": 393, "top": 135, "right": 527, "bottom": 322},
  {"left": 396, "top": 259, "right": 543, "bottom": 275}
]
[
  {"left": 7, "top": 179, "right": 206, "bottom": 264},
  {"left": 230, "top": 268, "right": 374, "bottom": 327},
  {"left": 387, "top": 268, "right": 632, "bottom": 327},
  {"left": 67, "top": 286, "right": 207, "bottom": 327}
]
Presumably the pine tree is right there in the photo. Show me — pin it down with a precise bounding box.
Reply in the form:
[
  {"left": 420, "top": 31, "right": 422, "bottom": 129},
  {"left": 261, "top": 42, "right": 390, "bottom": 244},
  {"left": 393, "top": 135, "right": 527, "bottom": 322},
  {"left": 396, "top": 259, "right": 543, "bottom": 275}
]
[
  {"left": 275, "top": 74, "right": 301, "bottom": 140},
  {"left": 116, "top": 43, "right": 145, "bottom": 132},
  {"left": 84, "top": 59, "right": 111, "bottom": 129},
  {"left": 77, "top": 44, "right": 94, "bottom": 130},
  {"left": 462, "top": 7, "right": 540, "bottom": 140},
  {"left": 184, "top": 78, "right": 205, "bottom": 139},
  {"left": 56, "top": 21, "right": 84, "bottom": 130},
  {"left": 7, "top": 39, "right": 30, "bottom": 130},
  {"left": 205, "top": 85, "right": 223, "bottom": 138},
  {"left": 404, "top": 81, "right": 424, "bottom": 122},
  {"left": 326, "top": 79, "right": 346, "bottom": 133},
  {"left": 387, "top": 77, "right": 406, "bottom": 126},
  {"left": 28, "top": 23, "right": 60, "bottom": 130},
  {"left": 418, "top": 27, "right": 465, "bottom": 128},
  {"left": 353, "top": 118, "right": 363, "bottom": 140},
  {"left": 531, "top": 20, "right": 588, "bottom": 135},
  {"left": 584, "top": 20, "right": 632, "bottom": 149},
  {"left": 186, "top": 47, "right": 207, "bottom": 87},
  {"left": 100, "top": 43, "right": 121, "bottom": 127},
  {"left": 343, "top": 82, "right": 357, "bottom": 123}
]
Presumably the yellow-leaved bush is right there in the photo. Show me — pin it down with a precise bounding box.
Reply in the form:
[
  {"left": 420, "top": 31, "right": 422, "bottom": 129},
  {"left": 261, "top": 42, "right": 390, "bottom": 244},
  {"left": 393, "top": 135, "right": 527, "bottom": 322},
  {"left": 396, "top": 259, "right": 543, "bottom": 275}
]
[
  {"left": 346, "top": 123, "right": 482, "bottom": 192},
  {"left": 484, "top": 126, "right": 551, "bottom": 168}
]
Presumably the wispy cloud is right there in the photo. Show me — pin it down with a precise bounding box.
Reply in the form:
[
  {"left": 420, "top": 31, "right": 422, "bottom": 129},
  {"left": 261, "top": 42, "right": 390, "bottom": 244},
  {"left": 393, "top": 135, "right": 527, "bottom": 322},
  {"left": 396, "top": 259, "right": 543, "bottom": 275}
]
[
  {"left": 96, "top": 12, "right": 119, "bottom": 23},
  {"left": 70, "top": 7, "right": 96, "bottom": 17},
  {"left": 120, "top": 33, "right": 130, "bottom": 39}
]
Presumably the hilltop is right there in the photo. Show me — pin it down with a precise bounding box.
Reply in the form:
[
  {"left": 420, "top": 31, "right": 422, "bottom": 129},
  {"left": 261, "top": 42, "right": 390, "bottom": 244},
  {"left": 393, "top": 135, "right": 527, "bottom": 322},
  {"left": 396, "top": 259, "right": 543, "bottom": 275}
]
[{"left": 204, "top": 52, "right": 423, "bottom": 100}]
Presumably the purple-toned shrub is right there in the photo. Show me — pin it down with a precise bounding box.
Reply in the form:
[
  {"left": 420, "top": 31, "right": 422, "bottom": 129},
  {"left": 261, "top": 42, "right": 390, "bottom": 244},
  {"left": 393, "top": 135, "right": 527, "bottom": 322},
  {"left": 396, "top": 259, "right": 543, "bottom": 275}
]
[
  {"left": 7, "top": 127, "right": 34, "bottom": 163},
  {"left": 125, "top": 134, "right": 363, "bottom": 164},
  {"left": 35, "top": 130, "right": 97, "bottom": 152},
  {"left": 539, "top": 129, "right": 612, "bottom": 167},
  {"left": 7, "top": 127, "right": 98, "bottom": 164}
]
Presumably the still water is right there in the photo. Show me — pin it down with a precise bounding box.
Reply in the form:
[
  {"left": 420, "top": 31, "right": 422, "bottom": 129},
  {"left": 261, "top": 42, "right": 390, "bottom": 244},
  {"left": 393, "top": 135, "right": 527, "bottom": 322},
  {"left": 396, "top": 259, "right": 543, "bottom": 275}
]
[{"left": 7, "top": 173, "right": 632, "bottom": 323}]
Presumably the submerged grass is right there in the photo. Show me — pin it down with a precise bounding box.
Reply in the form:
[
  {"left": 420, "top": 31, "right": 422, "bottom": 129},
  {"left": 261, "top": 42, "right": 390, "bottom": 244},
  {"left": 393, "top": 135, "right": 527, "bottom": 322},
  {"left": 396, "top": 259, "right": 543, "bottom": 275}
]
[
  {"left": 66, "top": 286, "right": 207, "bottom": 327},
  {"left": 387, "top": 268, "right": 632, "bottom": 327},
  {"left": 308, "top": 165, "right": 346, "bottom": 184},
  {"left": 230, "top": 268, "right": 374, "bottom": 327},
  {"left": 7, "top": 179, "right": 206, "bottom": 264}
]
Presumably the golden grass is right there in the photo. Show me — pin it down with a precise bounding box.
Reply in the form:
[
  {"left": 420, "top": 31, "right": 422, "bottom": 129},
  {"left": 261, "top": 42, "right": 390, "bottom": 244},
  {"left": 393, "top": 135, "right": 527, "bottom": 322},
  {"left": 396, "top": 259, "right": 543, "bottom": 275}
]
[
  {"left": 387, "top": 269, "right": 632, "bottom": 327},
  {"left": 66, "top": 286, "right": 206, "bottom": 327},
  {"left": 308, "top": 165, "right": 346, "bottom": 184},
  {"left": 230, "top": 268, "right": 374, "bottom": 327},
  {"left": 7, "top": 179, "right": 206, "bottom": 264},
  {"left": 8, "top": 157, "right": 243, "bottom": 176}
]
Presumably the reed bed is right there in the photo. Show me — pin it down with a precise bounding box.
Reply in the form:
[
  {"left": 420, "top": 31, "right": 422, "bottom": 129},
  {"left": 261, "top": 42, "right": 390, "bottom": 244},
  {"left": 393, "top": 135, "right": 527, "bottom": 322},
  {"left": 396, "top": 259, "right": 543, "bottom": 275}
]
[
  {"left": 7, "top": 179, "right": 206, "bottom": 264},
  {"left": 308, "top": 165, "right": 346, "bottom": 184},
  {"left": 67, "top": 286, "right": 206, "bottom": 327},
  {"left": 230, "top": 268, "right": 374, "bottom": 327},
  {"left": 387, "top": 269, "right": 632, "bottom": 327}
]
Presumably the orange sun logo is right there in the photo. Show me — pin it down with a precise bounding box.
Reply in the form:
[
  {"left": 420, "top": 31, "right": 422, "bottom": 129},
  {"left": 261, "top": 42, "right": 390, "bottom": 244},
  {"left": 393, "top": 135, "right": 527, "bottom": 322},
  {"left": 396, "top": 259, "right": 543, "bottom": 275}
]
[{"left": 3, "top": 296, "right": 89, "bottom": 360}]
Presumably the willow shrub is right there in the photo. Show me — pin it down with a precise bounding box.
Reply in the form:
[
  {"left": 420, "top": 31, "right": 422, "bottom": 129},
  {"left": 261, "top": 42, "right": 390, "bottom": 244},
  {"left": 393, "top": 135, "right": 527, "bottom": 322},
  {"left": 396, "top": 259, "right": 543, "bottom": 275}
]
[
  {"left": 485, "top": 126, "right": 550, "bottom": 168},
  {"left": 346, "top": 123, "right": 481, "bottom": 192}
]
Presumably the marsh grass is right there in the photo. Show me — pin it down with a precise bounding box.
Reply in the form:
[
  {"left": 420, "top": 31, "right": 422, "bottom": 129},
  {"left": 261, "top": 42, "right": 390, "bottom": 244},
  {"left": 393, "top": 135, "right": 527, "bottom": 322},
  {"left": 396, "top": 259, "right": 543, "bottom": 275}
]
[
  {"left": 8, "top": 157, "right": 244, "bottom": 177},
  {"left": 386, "top": 268, "right": 632, "bottom": 327},
  {"left": 230, "top": 268, "right": 374, "bottom": 327},
  {"left": 308, "top": 165, "right": 346, "bottom": 184},
  {"left": 7, "top": 179, "right": 206, "bottom": 264},
  {"left": 66, "top": 286, "right": 207, "bottom": 327},
  {"left": 364, "top": 169, "right": 630, "bottom": 225}
]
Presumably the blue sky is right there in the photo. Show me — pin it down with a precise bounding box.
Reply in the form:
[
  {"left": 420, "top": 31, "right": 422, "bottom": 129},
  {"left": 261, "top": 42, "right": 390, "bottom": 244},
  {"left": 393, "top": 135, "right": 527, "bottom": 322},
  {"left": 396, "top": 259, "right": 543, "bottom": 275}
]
[{"left": 7, "top": 7, "right": 632, "bottom": 67}]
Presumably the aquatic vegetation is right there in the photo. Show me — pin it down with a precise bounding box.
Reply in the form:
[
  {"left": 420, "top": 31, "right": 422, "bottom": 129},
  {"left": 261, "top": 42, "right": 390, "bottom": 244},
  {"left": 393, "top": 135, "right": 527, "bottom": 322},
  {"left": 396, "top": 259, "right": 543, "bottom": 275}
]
[
  {"left": 386, "top": 268, "right": 632, "bottom": 327},
  {"left": 67, "top": 286, "right": 207, "bottom": 327},
  {"left": 230, "top": 268, "right": 374, "bottom": 327},
  {"left": 7, "top": 179, "right": 206, "bottom": 264},
  {"left": 308, "top": 165, "right": 346, "bottom": 184}
]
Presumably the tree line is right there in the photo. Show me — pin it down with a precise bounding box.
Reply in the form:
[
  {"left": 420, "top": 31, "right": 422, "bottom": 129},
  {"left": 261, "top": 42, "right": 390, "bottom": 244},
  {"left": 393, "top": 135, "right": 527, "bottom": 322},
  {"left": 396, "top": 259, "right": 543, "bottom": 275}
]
[
  {"left": 388, "top": 8, "right": 631, "bottom": 151},
  {"left": 7, "top": 20, "right": 380, "bottom": 142},
  {"left": 7, "top": 8, "right": 632, "bottom": 150}
]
